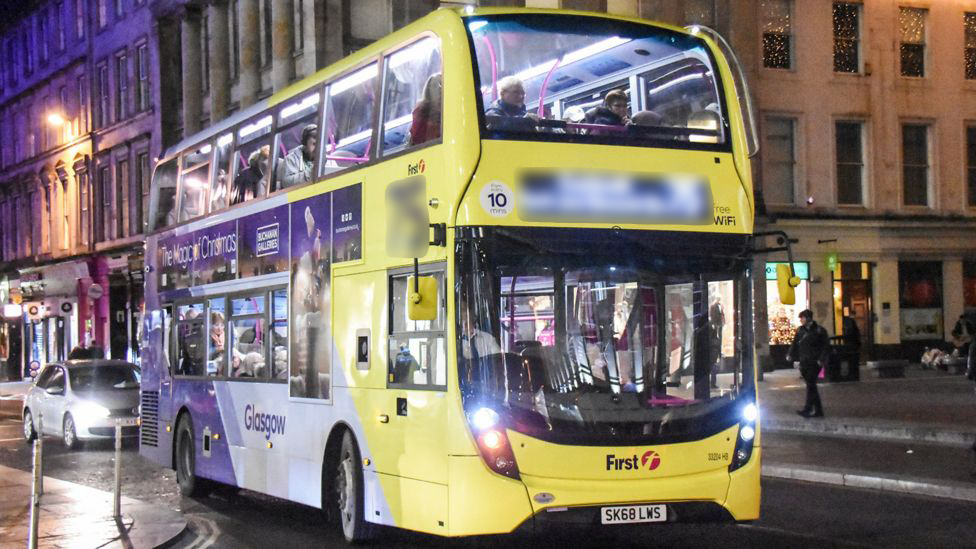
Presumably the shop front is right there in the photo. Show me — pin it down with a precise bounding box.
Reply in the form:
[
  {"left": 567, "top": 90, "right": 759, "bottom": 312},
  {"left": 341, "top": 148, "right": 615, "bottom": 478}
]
[{"left": 766, "top": 261, "right": 810, "bottom": 367}]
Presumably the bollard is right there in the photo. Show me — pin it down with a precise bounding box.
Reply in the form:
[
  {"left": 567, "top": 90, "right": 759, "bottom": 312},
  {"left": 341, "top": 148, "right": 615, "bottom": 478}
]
[
  {"left": 28, "top": 414, "right": 43, "bottom": 549},
  {"left": 113, "top": 418, "right": 122, "bottom": 519}
]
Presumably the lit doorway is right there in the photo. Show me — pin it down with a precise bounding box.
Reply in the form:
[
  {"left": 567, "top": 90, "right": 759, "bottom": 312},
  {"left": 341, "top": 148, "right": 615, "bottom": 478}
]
[{"left": 832, "top": 262, "right": 873, "bottom": 361}]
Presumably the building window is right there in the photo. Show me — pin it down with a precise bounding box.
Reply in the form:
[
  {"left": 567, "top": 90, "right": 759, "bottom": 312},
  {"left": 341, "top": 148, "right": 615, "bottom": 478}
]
[
  {"left": 23, "top": 28, "right": 33, "bottom": 76},
  {"left": 967, "top": 126, "right": 976, "bottom": 208},
  {"left": 56, "top": 2, "right": 66, "bottom": 52},
  {"left": 39, "top": 10, "right": 50, "bottom": 64},
  {"left": 58, "top": 87, "right": 68, "bottom": 144},
  {"left": 79, "top": 169, "right": 89, "bottom": 246},
  {"left": 832, "top": 3, "right": 860, "bottom": 73},
  {"left": 836, "top": 121, "right": 864, "bottom": 205},
  {"left": 229, "top": 0, "right": 239, "bottom": 80},
  {"left": 43, "top": 184, "right": 52, "bottom": 252},
  {"left": 97, "top": 62, "right": 109, "bottom": 127},
  {"left": 78, "top": 74, "right": 88, "bottom": 133},
  {"left": 260, "top": 0, "right": 272, "bottom": 67},
  {"left": 116, "top": 53, "right": 128, "bottom": 120},
  {"left": 136, "top": 152, "right": 149, "bottom": 232},
  {"left": 116, "top": 158, "right": 129, "bottom": 237},
  {"left": 293, "top": 0, "right": 304, "bottom": 53},
  {"left": 136, "top": 43, "right": 150, "bottom": 111},
  {"left": 75, "top": 0, "right": 85, "bottom": 40},
  {"left": 97, "top": 0, "right": 108, "bottom": 29},
  {"left": 61, "top": 177, "right": 69, "bottom": 249},
  {"left": 902, "top": 123, "right": 929, "bottom": 206},
  {"left": 201, "top": 13, "right": 210, "bottom": 93},
  {"left": 763, "top": 117, "right": 796, "bottom": 205},
  {"left": 115, "top": 0, "right": 123, "bottom": 18},
  {"left": 760, "top": 0, "right": 792, "bottom": 70},
  {"left": 898, "top": 261, "right": 942, "bottom": 341},
  {"left": 900, "top": 7, "right": 926, "bottom": 77},
  {"left": 95, "top": 165, "right": 111, "bottom": 242},
  {"left": 966, "top": 13, "right": 976, "bottom": 80},
  {"left": 6, "top": 40, "right": 15, "bottom": 87}
]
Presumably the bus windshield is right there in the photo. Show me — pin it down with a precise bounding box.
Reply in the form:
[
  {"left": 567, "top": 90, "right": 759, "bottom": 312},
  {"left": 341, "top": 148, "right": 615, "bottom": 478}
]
[
  {"left": 456, "top": 227, "right": 753, "bottom": 445},
  {"left": 467, "top": 14, "right": 728, "bottom": 150}
]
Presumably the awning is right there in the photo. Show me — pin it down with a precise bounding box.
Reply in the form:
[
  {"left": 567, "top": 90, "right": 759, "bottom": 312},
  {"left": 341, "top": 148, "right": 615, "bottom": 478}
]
[{"left": 19, "top": 260, "right": 91, "bottom": 298}]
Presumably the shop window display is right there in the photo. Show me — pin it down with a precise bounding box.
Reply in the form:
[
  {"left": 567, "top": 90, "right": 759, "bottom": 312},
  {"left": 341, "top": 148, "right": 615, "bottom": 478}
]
[{"left": 766, "top": 262, "right": 810, "bottom": 345}]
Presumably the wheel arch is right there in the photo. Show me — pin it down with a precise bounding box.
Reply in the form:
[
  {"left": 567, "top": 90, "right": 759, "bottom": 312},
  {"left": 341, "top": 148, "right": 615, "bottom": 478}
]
[{"left": 321, "top": 421, "right": 359, "bottom": 510}]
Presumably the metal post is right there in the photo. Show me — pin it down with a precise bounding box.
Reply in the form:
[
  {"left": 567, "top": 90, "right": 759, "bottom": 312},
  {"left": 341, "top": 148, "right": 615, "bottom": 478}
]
[
  {"left": 113, "top": 418, "right": 122, "bottom": 519},
  {"left": 28, "top": 414, "right": 43, "bottom": 549},
  {"left": 37, "top": 414, "right": 43, "bottom": 495}
]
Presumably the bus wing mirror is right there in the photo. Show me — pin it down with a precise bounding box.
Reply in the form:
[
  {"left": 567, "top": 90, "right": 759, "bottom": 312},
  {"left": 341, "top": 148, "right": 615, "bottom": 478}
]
[
  {"left": 776, "top": 264, "right": 800, "bottom": 306},
  {"left": 386, "top": 176, "right": 430, "bottom": 258},
  {"left": 407, "top": 276, "right": 438, "bottom": 321}
]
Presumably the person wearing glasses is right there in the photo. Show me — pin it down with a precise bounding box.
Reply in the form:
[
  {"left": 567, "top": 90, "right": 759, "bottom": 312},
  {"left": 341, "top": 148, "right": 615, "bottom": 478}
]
[{"left": 584, "top": 89, "right": 631, "bottom": 128}]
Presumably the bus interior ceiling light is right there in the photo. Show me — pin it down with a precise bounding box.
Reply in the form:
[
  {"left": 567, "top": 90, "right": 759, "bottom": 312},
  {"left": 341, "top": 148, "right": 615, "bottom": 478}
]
[
  {"left": 239, "top": 116, "right": 273, "bottom": 138},
  {"left": 281, "top": 94, "right": 320, "bottom": 120},
  {"left": 331, "top": 65, "right": 378, "bottom": 96},
  {"left": 198, "top": 144, "right": 212, "bottom": 155},
  {"left": 390, "top": 38, "right": 437, "bottom": 69},
  {"left": 217, "top": 133, "right": 233, "bottom": 147},
  {"left": 513, "top": 37, "right": 630, "bottom": 83},
  {"left": 467, "top": 20, "right": 487, "bottom": 33}
]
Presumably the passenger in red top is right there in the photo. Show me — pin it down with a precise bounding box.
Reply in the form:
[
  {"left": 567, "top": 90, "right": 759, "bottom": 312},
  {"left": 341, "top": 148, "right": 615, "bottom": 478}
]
[{"left": 409, "top": 73, "right": 443, "bottom": 146}]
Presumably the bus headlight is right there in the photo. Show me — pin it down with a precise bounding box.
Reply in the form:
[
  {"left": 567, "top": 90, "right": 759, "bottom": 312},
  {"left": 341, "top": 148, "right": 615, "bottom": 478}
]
[
  {"left": 742, "top": 403, "right": 758, "bottom": 423},
  {"left": 740, "top": 425, "right": 755, "bottom": 442},
  {"left": 470, "top": 407, "right": 499, "bottom": 431}
]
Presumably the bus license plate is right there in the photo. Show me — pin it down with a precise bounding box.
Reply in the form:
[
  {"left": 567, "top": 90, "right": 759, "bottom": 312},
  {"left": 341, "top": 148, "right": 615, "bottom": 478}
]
[{"left": 601, "top": 504, "right": 666, "bottom": 525}]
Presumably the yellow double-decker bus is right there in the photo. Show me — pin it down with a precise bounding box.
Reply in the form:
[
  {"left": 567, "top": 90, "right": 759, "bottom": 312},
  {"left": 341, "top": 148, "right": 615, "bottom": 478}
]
[{"left": 139, "top": 6, "right": 764, "bottom": 541}]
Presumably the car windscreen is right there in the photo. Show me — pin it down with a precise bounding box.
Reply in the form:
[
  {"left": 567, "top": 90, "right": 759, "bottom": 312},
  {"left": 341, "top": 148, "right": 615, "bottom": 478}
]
[
  {"left": 466, "top": 14, "right": 729, "bottom": 151},
  {"left": 69, "top": 365, "right": 140, "bottom": 391}
]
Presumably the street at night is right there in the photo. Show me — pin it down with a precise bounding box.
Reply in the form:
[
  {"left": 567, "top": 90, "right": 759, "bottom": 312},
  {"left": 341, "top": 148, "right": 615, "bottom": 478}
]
[{"left": 2, "top": 413, "right": 976, "bottom": 549}]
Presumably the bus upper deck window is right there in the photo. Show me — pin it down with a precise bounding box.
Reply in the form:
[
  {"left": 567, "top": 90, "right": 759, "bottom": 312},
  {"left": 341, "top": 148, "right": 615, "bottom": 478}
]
[
  {"left": 271, "top": 92, "right": 320, "bottom": 192},
  {"left": 322, "top": 63, "right": 377, "bottom": 175},
  {"left": 209, "top": 133, "right": 234, "bottom": 212},
  {"left": 149, "top": 158, "right": 178, "bottom": 231},
  {"left": 381, "top": 37, "right": 442, "bottom": 156},
  {"left": 178, "top": 143, "right": 212, "bottom": 223},
  {"left": 231, "top": 115, "right": 273, "bottom": 205}
]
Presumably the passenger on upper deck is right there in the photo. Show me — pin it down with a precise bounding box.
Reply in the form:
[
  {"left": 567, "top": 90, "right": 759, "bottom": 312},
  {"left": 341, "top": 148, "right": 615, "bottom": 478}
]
[
  {"left": 232, "top": 145, "right": 270, "bottom": 205},
  {"left": 584, "top": 89, "right": 630, "bottom": 127},
  {"left": 409, "top": 74, "right": 442, "bottom": 146},
  {"left": 485, "top": 76, "right": 528, "bottom": 118},
  {"left": 277, "top": 124, "right": 318, "bottom": 190}
]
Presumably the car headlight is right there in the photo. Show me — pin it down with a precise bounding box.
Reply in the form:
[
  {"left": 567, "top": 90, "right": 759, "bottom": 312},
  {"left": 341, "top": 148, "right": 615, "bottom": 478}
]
[{"left": 75, "top": 401, "right": 110, "bottom": 422}]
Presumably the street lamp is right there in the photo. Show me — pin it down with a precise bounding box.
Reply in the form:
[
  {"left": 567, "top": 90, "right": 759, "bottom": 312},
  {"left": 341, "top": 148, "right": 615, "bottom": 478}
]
[{"left": 46, "top": 112, "right": 65, "bottom": 126}]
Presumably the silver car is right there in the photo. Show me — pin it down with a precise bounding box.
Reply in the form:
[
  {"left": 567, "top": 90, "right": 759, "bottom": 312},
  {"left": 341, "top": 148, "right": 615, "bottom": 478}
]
[{"left": 22, "top": 360, "right": 140, "bottom": 449}]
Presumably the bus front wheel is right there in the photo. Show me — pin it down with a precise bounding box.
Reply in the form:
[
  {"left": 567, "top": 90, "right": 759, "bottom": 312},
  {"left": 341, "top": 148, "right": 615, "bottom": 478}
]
[
  {"left": 175, "top": 415, "right": 212, "bottom": 498},
  {"left": 334, "top": 431, "right": 374, "bottom": 543}
]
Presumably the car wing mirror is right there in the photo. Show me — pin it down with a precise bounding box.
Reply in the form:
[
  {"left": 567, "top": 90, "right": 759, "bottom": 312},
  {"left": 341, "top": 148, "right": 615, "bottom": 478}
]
[{"left": 45, "top": 386, "right": 64, "bottom": 396}]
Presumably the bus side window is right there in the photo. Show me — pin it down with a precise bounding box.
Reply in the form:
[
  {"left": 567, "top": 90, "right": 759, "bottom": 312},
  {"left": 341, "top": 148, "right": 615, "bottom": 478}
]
[
  {"left": 271, "top": 289, "right": 288, "bottom": 379},
  {"left": 175, "top": 303, "right": 206, "bottom": 376},
  {"left": 381, "top": 36, "right": 442, "bottom": 156},
  {"left": 271, "top": 92, "right": 320, "bottom": 192},
  {"left": 178, "top": 143, "right": 212, "bottom": 223},
  {"left": 231, "top": 115, "right": 273, "bottom": 206},
  {"left": 321, "top": 63, "right": 377, "bottom": 176},
  {"left": 209, "top": 133, "right": 233, "bottom": 213},
  {"left": 388, "top": 268, "right": 447, "bottom": 388},
  {"left": 229, "top": 294, "right": 268, "bottom": 378},
  {"left": 148, "top": 158, "right": 178, "bottom": 231}
]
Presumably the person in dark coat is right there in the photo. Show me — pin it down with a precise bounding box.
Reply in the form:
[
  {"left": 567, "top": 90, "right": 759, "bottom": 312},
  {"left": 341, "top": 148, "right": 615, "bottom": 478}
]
[
  {"left": 787, "top": 309, "right": 830, "bottom": 418},
  {"left": 484, "top": 76, "right": 528, "bottom": 118},
  {"left": 584, "top": 89, "right": 630, "bottom": 127}
]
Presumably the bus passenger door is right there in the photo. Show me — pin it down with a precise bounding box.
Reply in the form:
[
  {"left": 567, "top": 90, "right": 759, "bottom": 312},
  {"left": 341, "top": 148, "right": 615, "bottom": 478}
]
[{"left": 376, "top": 266, "right": 449, "bottom": 533}]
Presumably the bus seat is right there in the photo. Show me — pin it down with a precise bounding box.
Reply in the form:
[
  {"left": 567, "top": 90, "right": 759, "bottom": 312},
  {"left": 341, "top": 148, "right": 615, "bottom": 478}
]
[{"left": 631, "top": 110, "right": 663, "bottom": 126}]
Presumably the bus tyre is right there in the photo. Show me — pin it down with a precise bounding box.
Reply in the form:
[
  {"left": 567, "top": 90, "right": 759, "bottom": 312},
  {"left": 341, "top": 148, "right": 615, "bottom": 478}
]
[
  {"left": 334, "top": 431, "right": 375, "bottom": 543},
  {"left": 63, "top": 414, "right": 79, "bottom": 450},
  {"left": 176, "top": 416, "right": 212, "bottom": 498},
  {"left": 23, "top": 409, "right": 36, "bottom": 442}
]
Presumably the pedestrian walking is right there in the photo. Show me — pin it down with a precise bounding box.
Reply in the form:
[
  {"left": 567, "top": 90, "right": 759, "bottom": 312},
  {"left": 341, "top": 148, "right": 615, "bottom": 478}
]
[{"left": 787, "top": 309, "right": 830, "bottom": 418}]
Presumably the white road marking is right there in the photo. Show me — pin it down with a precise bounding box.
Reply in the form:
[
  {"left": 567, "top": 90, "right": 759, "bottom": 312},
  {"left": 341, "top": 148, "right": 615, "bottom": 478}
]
[{"left": 185, "top": 515, "right": 221, "bottom": 549}]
